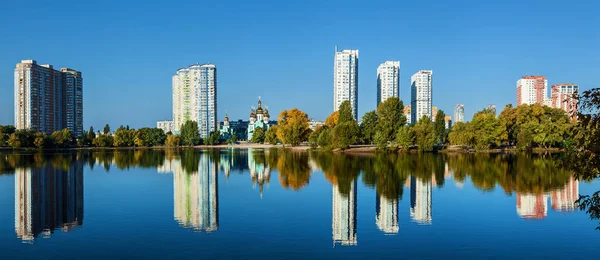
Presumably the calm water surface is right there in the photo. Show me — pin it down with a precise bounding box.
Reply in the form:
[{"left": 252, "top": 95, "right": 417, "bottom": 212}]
[{"left": 0, "top": 149, "right": 598, "bottom": 259}]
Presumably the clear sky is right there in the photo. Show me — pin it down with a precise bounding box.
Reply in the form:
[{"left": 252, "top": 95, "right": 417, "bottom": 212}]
[{"left": 0, "top": 0, "right": 598, "bottom": 130}]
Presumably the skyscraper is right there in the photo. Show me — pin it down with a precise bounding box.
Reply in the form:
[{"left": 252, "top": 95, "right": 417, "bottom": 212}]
[
  {"left": 172, "top": 63, "right": 217, "bottom": 138},
  {"left": 454, "top": 104, "right": 464, "bottom": 123},
  {"left": 377, "top": 61, "right": 400, "bottom": 104},
  {"left": 333, "top": 47, "right": 359, "bottom": 119},
  {"left": 517, "top": 75, "right": 548, "bottom": 106},
  {"left": 551, "top": 83, "right": 579, "bottom": 118},
  {"left": 14, "top": 60, "right": 83, "bottom": 136},
  {"left": 411, "top": 70, "right": 433, "bottom": 124}
]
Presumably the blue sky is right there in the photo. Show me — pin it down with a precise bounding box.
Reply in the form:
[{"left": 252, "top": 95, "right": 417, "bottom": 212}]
[{"left": 0, "top": 0, "right": 598, "bottom": 129}]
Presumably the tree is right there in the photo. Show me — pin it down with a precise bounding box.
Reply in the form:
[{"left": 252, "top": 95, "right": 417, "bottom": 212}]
[
  {"left": 498, "top": 104, "right": 517, "bottom": 145},
  {"left": 251, "top": 127, "right": 266, "bottom": 143},
  {"left": 448, "top": 122, "right": 474, "bottom": 146},
  {"left": 469, "top": 109, "right": 506, "bottom": 149},
  {"left": 50, "top": 128, "right": 73, "bottom": 148},
  {"left": 276, "top": 108, "right": 310, "bottom": 146},
  {"left": 92, "top": 134, "right": 114, "bottom": 147},
  {"left": 376, "top": 97, "right": 406, "bottom": 142},
  {"left": 206, "top": 131, "right": 222, "bottom": 145},
  {"left": 165, "top": 134, "right": 181, "bottom": 147},
  {"left": 333, "top": 121, "right": 359, "bottom": 149},
  {"left": 338, "top": 101, "right": 354, "bottom": 124},
  {"left": 433, "top": 109, "right": 446, "bottom": 144},
  {"left": 413, "top": 116, "right": 436, "bottom": 152},
  {"left": 34, "top": 132, "right": 48, "bottom": 149},
  {"left": 325, "top": 111, "right": 339, "bottom": 127},
  {"left": 317, "top": 128, "right": 333, "bottom": 149},
  {"left": 113, "top": 126, "right": 135, "bottom": 147},
  {"left": 180, "top": 121, "right": 201, "bottom": 146},
  {"left": 396, "top": 126, "right": 415, "bottom": 150},
  {"left": 360, "top": 111, "right": 378, "bottom": 144},
  {"left": 103, "top": 124, "right": 111, "bottom": 135},
  {"left": 0, "top": 125, "right": 16, "bottom": 147},
  {"left": 265, "top": 126, "right": 279, "bottom": 145},
  {"left": 226, "top": 134, "right": 238, "bottom": 145}
]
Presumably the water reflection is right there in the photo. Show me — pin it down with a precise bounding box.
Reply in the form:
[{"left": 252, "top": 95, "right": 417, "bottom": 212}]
[
  {"left": 376, "top": 195, "right": 399, "bottom": 234},
  {"left": 410, "top": 176, "right": 432, "bottom": 225},
  {"left": 248, "top": 149, "right": 271, "bottom": 197},
  {"left": 516, "top": 177, "right": 579, "bottom": 219},
  {"left": 14, "top": 157, "right": 84, "bottom": 243}
]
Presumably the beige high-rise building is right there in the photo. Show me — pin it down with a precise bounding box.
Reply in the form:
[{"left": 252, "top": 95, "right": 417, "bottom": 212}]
[
  {"left": 517, "top": 75, "right": 547, "bottom": 106},
  {"left": 551, "top": 83, "right": 579, "bottom": 119}
]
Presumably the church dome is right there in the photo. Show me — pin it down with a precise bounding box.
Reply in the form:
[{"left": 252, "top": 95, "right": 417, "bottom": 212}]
[
  {"left": 264, "top": 109, "right": 270, "bottom": 118},
  {"left": 255, "top": 99, "right": 264, "bottom": 114},
  {"left": 250, "top": 109, "right": 256, "bottom": 118}
]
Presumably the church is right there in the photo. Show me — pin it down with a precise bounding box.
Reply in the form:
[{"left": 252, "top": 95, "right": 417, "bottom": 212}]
[{"left": 247, "top": 98, "right": 271, "bottom": 141}]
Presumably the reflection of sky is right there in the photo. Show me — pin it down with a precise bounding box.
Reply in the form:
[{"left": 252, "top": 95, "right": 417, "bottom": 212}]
[{"left": 0, "top": 152, "right": 598, "bottom": 258}]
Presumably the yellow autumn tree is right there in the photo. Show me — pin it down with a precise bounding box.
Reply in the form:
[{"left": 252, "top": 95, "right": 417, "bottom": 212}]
[
  {"left": 325, "top": 111, "right": 339, "bottom": 127},
  {"left": 276, "top": 108, "right": 310, "bottom": 146}
]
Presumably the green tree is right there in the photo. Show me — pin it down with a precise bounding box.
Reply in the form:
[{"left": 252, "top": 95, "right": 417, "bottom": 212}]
[
  {"left": 206, "top": 131, "right": 222, "bottom": 145},
  {"left": 376, "top": 97, "right": 406, "bottom": 142},
  {"left": 396, "top": 125, "right": 415, "bottom": 150},
  {"left": 251, "top": 127, "right": 266, "bottom": 143},
  {"left": 360, "top": 111, "right": 378, "bottom": 144},
  {"left": 180, "top": 120, "right": 201, "bottom": 146},
  {"left": 333, "top": 121, "right": 359, "bottom": 149},
  {"left": 470, "top": 109, "right": 506, "bottom": 149},
  {"left": 498, "top": 104, "right": 517, "bottom": 145},
  {"left": 317, "top": 128, "right": 333, "bottom": 149},
  {"left": 413, "top": 116, "right": 436, "bottom": 152},
  {"left": 226, "top": 134, "right": 238, "bottom": 145},
  {"left": 165, "top": 134, "right": 181, "bottom": 147},
  {"left": 113, "top": 126, "right": 135, "bottom": 147},
  {"left": 34, "top": 132, "right": 48, "bottom": 149},
  {"left": 0, "top": 125, "right": 16, "bottom": 147},
  {"left": 308, "top": 126, "right": 325, "bottom": 148},
  {"left": 103, "top": 124, "right": 111, "bottom": 134},
  {"left": 338, "top": 101, "right": 354, "bottom": 124},
  {"left": 265, "top": 126, "right": 279, "bottom": 145},
  {"left": 433, "top": 109, "right": 446, "bottom": 144},
  {"left": 374, "top": 130, "right": 388, "bottom": 150},
  {"left": 50, "top": 128, "right": 73, "bottom": 148},
  {"left": 448, "top": 122, "right": 474, "bottom": 146},
  {"left": 276, "top": 108, "right": 310, "bottom": 146},
  {"left": 92, "top": 134, "right": 114, "bottom": 147}
]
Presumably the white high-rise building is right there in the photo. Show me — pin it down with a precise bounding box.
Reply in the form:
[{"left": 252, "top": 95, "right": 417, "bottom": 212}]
[
  {"left": 454, "top": 104, "right": 464, "bottom": 123},
  {"left": 172, "top": 63, "right": 217, "bottom": 138},
  {"left": 517, "top": 76, "right": 548, "bottom": 106},
  {"left": 410, "top": 70, "right": 433, "bottom": 124},
  {"left": 333, "top": 47, "right": 359, "bottom": 119},
  {"left": 377, "top": 61, "right": 400, "bottom": 104}
]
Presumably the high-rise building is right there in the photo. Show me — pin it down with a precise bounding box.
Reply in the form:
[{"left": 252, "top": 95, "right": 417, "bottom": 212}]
[
  {"left": 432, "top": 106, "right": 438, "bottom": 121},
  {"left": 411, "top": 70, "right": 433, "bottom": 124},
  {"left": 444, "top": 115, "right": 452, "bottom": 129},
  {"left": 156, "top": 120, "right": 174, "bottom": 134},
  {"left": 517, "top": 75, "right": 548, "bottom": 106},
  {"left": 14, "top": 60, "right": 83, "bottom": 136},
  {"left": 377, "top": 61, "right": 400, "bottom": 104},
  {"left": 551, "top": 83, "right": 579, "bottom": 118},
  {"left": 487, "top": 104, "right": 496, "bottom": 115},
  {"left": 403, "top": 105, "right": 411, "bottom": 125},
  {"left": 376, "top": 195, "right": 399, "bottom": 234},
  {"left": 332, "top": 180, "right": 357, "bottom": 246},
  {"left": 15, "top": 162, "right": 84, "bottom": 242},
  {"left": 454, "top": 104, "right": 464, "bottom": 123},
  {"left": 333, "top": 47, "right": 359, "bottom": 119},
  {"left": 172, "top": 63, "right": 217, "bottom": 138},
  {"left": 410, "top": 176, "right": 432, "bottom": 225}
]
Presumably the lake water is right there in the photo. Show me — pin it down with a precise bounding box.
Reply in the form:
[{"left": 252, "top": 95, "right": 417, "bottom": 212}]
[{"left": 0, "top": 149, "right": 598, "bottom": 259}]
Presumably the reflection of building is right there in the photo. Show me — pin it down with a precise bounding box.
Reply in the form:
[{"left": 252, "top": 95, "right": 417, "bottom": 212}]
[
  {"left": 173, "top": 154, "right": 218, "bottom": 232},
  {"left": 516, "top": 193, "right": 548, "bottom": 219},
  {"left": 15, "top": 163, "right": 84, "bottom": 242},
  {"left": 551, "top": 177, "right": 579, "bottom": 212},
  {"left": 376, "top": 195, "right": 399, "bottom": 234},
  {"left": 157, "top": 158, "right": 179, "bottom": 174},
  {"left": 410, "top": 176, "right": 432, "bottom": 224},
  {"left": 248, "top": 149, "right": 271, "bottom": 197},
  {"left": 332, "top": 180, "right": 357, "bottom": 246}
]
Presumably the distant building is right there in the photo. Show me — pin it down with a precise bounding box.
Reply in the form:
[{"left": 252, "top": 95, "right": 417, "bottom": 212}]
[
  {"left": 376, "top": 195, "right": 399, "bottom": 234},
  {"left": 308, "top": 119, "right": 325, "bottom": 130},
  {"left": 219, "top": 113, "right": 232, "bottom": 139},
  {"left": 410, "top": 176, "right": 432, "bottom": 225},
  {"left": 411, "top": 70, "right": 433, "bottom": 124},
  {"left": 377, "top": 61, "right": 400, "bottom": 104},
  {"left": 334, "top": 47, "right": 359, "bottom": 119},
  {"left": 332, "top": 180, "right": 357, "bottom": 246},
  {"left": 487, "top": 104, "right": 496, "bottom": 115},
  {"left": 403, "top": 105, "right": 411, "bottom": 125},
  {"left": 172, "top": 63, "right": 217, "bottom": 138},
  {"left": 14, "top": 60, "right": 83, "bottom": 136},
  {"left": 551, "top": 83, "right": 579, "bottom": 119},
  {"left": 454, "top": 104, "right": 465, "bottom": 123},
  {"left": 432, "top": 106, "right": 438, "bottom": 121},
  {"left": 247, "top": 99, "right": 272, "bottom": 141},
  {"left": 444, "top": 115, "right": 452, "bottom": 129},
  {"left": 157, "top": 120, "right": 174, "bottom": 134},
  {"left": 517, "top": 75, "right": 547, "bottom": 106}
]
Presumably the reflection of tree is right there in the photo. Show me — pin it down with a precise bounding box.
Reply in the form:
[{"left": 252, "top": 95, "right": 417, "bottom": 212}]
[
  {"left": 361, "top": 154, "right": 409, "bottom": 200},
  {"left": 273, "top": 150, "right": 311, "bottom": 191},
  {"left": 313, "top": 152, "right": 360, "bottom": 196}
]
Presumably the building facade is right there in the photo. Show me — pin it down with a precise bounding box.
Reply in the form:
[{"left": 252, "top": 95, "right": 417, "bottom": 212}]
[
  {"left": 377, "top": 61, "right": 400, "bottom": 104},
  {"left": 444, "top": 115, "right": 452, "bottom": 129},
  {"left": 410, "top": 70, "right": 433, "bottom": 124},
  {"left": 487, "top": 104, "right": 496, "bottom": 115},
  {"left": 551, "top": 83, "right": 578, "bottom": 118},
  {"left": 156, "top": 120, "right": 174, "bottom": 134},
  {"left": 247, "top": 99, "right": 271, "bottom": 141},
  {"left": 403, "top": 105, "right": 411, "bottom": 125},
  {"left": 334, "top": 48, "right": 359, "bottom": 119},
  {"left": 14, "top": 60, "right": 83, "bottom": 136},
  {"left": 517, "top": 75, "right": 547, "bottom": 106},
  {"left": 454, "top": 104, "right": 465, "bottom": 123},
  {"left": 172, "top": 63, "right": 217, "bottom": 138}
]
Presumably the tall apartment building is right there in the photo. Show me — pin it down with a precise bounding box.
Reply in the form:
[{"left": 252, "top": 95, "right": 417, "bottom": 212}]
[
  {"left": 551, "top": 83, "right": 579, "bottom": 118},
  {"left": 411, "top": 70, "right": 433, "bottom": 124},
  {"left": 14, "top": 60, "right": 83, "bottom": 136},
  {"left": 454, "top": 104, "right": 465, "bottom": 123},
  {"left": 172, "top": 63, "right": 217, "bottom": 138},
  {"left": 333, "top": 47, "right": 359, "bottom": 119},
  {"left": 487, "top": 104, "right": 497, "bottom": 115},
  {"left": 403, "top": 105, "right": 411, "bottom": 125},
  {"left": 517, "top": 76, "right": 547, "bottom": 106},
  {"left": 376, "top": 61, "right": 400, "bottom": 104}
]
